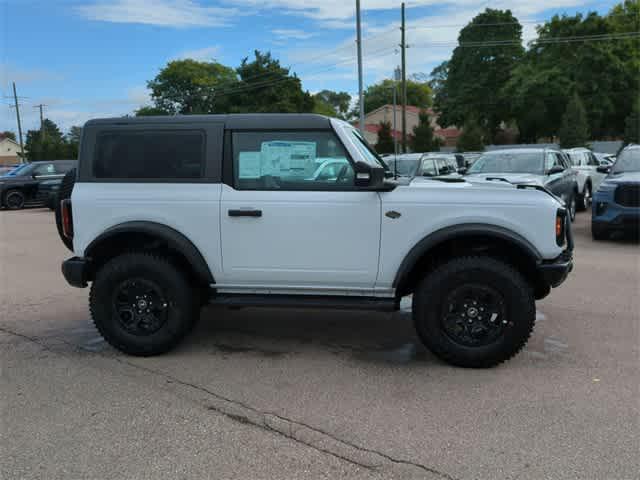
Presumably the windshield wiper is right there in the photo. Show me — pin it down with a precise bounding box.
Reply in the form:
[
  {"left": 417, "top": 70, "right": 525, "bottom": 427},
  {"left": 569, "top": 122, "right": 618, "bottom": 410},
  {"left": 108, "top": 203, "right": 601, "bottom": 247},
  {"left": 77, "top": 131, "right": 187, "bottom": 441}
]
[{"left": 483, "top": 177, "right": 513, "bottom": 183}]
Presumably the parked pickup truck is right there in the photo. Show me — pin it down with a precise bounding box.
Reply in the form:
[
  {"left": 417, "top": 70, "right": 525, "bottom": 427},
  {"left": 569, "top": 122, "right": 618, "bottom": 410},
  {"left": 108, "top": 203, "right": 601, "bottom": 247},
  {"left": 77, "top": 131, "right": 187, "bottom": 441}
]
[{"left": 57, "top": 114, "right": 573, "bottom": 368}]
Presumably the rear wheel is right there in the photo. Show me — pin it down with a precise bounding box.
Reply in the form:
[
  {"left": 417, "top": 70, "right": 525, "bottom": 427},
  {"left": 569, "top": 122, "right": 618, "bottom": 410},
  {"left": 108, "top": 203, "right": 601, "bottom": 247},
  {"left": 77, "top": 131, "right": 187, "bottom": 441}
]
[
  {"left": 4, "top": 189, "right": 25, "bottom": 209},
  {"left": 89, "top": 252, "right": 199, "bottom": 356},
  {"left": 412, "top": 256, "right": 535, "bottom": 368}
]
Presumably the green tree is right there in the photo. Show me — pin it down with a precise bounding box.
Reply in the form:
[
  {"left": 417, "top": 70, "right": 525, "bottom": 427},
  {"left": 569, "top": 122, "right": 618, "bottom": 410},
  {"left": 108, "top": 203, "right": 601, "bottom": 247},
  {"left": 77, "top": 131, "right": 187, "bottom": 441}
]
[
  {"left": 435, "top": 9, "right": 524, "bottom": 141},
  {"left": 508, "top": 6, "right": 639, "bottom": 140},
  {"left": 147, "top": 59, "right": 238, "bottom": 114},
  {"left": 359, "top": 79, "right": 432, "bottom": 114},
  {"left": 457, "top": 118, "right": 485, "bottom": 152},
  {"left": 64, "top": 126, "right": 83, "bottom": 159},
  {"left": 410, "top": 110, "right": 442, "bottom": 152},
  {"left": 428, "top": 61, "right": 448, "bottom": 102},
  {"left": 135, "top": 106, "right": 169, "bottom": 116},
  {"left": 313, "top": 90, "right": 351, "bottom": 119},
  {"left": 1, "top": 130, "right": 16, "bottom": 141},
  {"left": 24, "top": 119, "right": 70, "bottom": 161},
  {"left": 558, "top": 93, "right": 590, "bottom": 148},
  {"left": 230, "top": 51, "right": 314, "bottom": 113},
  {"left": 375, "top": 121, "right": 395, "bottom": 154},
  {"left": 503, "top": 64, "right": 572, "bottom": 142}
]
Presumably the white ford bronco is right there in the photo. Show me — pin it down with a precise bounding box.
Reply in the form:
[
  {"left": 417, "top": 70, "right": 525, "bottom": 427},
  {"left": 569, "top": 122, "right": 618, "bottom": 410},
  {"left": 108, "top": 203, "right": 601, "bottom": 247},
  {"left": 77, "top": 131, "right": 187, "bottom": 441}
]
[{"left": 58, "top": 114, "right": 573, "bottom": 367}]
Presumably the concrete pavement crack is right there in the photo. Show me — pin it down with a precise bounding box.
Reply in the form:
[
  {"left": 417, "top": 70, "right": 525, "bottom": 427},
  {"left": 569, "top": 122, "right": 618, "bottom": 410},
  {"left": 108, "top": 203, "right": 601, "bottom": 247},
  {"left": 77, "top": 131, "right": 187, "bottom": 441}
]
[{"left": 1, "top": 326, "right": 457, "bottom": 479}]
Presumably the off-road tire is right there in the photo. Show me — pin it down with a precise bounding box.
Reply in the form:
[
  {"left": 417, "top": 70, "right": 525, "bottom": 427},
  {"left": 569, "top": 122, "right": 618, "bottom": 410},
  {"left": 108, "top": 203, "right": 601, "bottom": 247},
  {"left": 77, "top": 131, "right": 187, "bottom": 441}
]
[
  {"left": 89, "top": 252, "right": 199, "bottom": 356},
  {"left": 4, "top": 189, "right": 25, "bottom": 209},
  {"left": 412, "top": 256, "right": 535, "bottom": 368},
  {"left": 55, "top": 168, "right": 76, "bottom": 251}
]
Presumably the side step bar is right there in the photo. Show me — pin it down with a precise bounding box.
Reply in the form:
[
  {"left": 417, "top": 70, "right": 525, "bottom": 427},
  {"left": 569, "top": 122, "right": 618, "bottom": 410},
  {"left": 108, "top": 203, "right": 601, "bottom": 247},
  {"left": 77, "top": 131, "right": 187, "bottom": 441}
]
[{"left": 210, "top": 294, "right": 399, "bottom": 312}]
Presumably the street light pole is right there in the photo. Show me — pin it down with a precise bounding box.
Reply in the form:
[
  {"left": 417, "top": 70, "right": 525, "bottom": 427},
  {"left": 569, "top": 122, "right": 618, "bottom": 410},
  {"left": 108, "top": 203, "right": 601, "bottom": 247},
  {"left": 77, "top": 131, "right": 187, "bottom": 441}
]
[{"left": 356, "top": 0, "right": 365, "bottom": 134}]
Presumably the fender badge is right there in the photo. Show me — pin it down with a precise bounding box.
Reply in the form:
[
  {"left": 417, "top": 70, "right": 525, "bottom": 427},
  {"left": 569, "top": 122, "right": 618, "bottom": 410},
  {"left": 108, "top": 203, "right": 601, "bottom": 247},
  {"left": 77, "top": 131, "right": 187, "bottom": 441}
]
[{"left": 385, "top": 210, "right": 401, "bottom": 219}]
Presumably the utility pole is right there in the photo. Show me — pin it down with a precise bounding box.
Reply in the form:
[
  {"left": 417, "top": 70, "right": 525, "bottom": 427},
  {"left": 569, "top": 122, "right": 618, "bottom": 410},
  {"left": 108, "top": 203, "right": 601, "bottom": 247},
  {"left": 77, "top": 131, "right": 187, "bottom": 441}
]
[
  {"left": 400, "top": 2, "right": 407, "bottom": 153},
  {"left": 34, "top": 104, "right": 46, "bottom": 140},
  {"left": 356, "top": 0, "right": 365, "bottom": 134},
  {"left": 393, "top": 66, "right": 401, "bottom": 158},
  {"left": 12, "top": 82, "right": 25, "bottom": 163}
]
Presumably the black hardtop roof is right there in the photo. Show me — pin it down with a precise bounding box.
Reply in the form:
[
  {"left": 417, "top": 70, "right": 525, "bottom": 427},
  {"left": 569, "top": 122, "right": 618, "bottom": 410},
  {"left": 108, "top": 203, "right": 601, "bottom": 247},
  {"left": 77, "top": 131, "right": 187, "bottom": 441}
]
[{"left": 84, "top": 113, "right": 334, "bottom": 130}]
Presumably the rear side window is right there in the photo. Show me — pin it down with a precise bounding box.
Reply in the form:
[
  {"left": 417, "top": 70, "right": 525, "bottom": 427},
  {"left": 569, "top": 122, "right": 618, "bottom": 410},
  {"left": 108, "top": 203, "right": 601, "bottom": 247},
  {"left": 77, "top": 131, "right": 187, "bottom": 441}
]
[{"left": 94, "top": 130, "right": 205, "bottom": 179}]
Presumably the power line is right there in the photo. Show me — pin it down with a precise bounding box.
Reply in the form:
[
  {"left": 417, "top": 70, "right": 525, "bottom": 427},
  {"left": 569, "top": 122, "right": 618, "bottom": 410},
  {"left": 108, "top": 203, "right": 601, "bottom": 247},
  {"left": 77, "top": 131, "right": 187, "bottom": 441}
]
[
  {"left": 409, "top": 31, "right": 639, "bottom": 49},
  {"left": 406, "top": 11, "right": 639, "bottom": 30}
]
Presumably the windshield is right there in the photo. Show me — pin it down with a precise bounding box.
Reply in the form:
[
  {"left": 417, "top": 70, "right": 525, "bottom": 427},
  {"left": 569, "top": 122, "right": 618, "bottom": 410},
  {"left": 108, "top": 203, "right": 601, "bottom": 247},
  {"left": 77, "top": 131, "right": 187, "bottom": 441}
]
[
  {"left": 348, "top": 128, "right": 389, "bottom": 170},
  {"left": 612, "top": 148, "right": 640, "bottom": 173},
  {"left": 468, "top": 152, "right": 544, "bottom": 175},
  {"left": 3, "top": 163, "right": 32, "bottom": 176}
]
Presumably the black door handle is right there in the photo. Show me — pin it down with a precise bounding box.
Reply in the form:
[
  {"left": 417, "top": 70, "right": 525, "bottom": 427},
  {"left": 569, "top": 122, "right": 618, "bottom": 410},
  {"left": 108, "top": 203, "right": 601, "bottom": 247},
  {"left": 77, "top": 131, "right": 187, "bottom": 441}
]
[{"left": 228, "top": 209, "right": 262, "bottom": 217}]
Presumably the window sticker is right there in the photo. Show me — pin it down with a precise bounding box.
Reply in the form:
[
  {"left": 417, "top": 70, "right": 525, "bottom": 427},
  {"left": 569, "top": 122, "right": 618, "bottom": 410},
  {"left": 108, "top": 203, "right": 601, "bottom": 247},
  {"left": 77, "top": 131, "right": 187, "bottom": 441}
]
[
  {"left": 238, "top": 151, "right": 262, "bottom": 178},
  {"left": 260, "top": 141, "right": 316, "bottom": 178}
]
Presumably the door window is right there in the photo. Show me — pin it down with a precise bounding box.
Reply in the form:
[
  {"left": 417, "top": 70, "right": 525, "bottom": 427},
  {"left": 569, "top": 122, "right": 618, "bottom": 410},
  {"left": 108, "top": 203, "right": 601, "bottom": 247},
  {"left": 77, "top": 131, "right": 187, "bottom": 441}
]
[
  {"left": 556, "top": 153, "right": 569, "bottom": 169},
  {"left": 435, "top": 158, "right": 456, "bottom": 175},
  {"left": 33, "top": 163, "right": 55, "bottom": 176},
  {"left": 94, "top": 130, "right": 205, "bottom": 179},
  {"left": 421, "top": 159, "right": 437, "bottom": 176},
  {"left": 544, "top": 153, "right": 557, "bottom": 172},
  {"left": 233, "top": 131, "right": 354, "bottom": 190}
]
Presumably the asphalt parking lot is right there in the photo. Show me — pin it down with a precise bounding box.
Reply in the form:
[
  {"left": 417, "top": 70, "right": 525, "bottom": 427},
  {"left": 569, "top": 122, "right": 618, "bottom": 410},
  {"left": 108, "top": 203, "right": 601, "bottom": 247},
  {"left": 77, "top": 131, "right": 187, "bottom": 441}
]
[{"left": 1, "top": 209, "right": 638, "bottom": 480}]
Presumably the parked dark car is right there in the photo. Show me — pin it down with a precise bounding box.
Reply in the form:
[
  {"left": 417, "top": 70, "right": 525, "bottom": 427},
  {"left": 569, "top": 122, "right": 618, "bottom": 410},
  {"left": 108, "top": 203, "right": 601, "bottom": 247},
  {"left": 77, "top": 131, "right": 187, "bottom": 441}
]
[
  {"left": 591, "top": 145, "right": 640, "bottom": 240},
  {"left": 0, "top": 160, "right": 76, "bottom": 209},
  {"left": 465, "top": 148, "right": 579, "bottom": 220}
]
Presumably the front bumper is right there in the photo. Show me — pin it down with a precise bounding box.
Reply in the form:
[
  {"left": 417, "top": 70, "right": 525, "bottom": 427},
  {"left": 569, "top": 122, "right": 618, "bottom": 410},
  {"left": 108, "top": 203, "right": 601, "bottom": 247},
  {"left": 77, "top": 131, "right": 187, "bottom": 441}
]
[
  {"left": 537, "top": 251, "right": 573, "bottom": 288},
  {"left": 62, "top": 257, "right": 90, "bottom": 288},
  {"left": 537, "top": 213, "right": 574, "bottom": 289}
]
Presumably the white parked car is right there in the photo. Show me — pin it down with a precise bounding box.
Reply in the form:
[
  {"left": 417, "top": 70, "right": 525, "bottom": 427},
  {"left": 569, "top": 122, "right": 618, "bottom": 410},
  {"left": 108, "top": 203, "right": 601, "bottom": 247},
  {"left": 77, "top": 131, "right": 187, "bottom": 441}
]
[
  {"left": 57, "top": 114, "right": 573, "bottom": 368},
  {"left": 563, "top": 148, "right": 607, "bottom": 210}
]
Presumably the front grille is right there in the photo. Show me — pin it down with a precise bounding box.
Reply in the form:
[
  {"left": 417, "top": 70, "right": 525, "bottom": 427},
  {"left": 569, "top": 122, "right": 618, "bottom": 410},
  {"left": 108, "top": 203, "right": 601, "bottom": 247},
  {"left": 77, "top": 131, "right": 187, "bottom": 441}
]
[{"left": 614, "top": 185, "right": 640, "bottom": 207}]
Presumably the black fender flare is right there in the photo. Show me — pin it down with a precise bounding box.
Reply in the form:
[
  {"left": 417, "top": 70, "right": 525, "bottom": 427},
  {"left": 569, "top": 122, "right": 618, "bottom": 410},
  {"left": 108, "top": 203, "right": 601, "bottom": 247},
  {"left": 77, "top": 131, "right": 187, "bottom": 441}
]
[
  {"left": 85, "top": 221, "right": 214, "bottom": 284},
  {"left": 392, "top": 223, "right": 542, "bottom": 293}
]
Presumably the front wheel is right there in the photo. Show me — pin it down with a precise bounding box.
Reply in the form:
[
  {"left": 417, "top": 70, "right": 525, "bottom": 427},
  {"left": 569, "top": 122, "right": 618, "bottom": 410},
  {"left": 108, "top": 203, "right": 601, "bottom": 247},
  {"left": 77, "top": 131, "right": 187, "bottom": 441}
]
[
  {"left": 4, "top": 189, "right": 25, "bottom": 209},
  {"left": 577, "top": 184, "right": 591, "bottom": 211},
  {"left": 412, "top": 256, "right": 535, "bottom": 368},
  {"left": 568, "top": 194, "right": 577, "bottom": 222},
  {"left": 89, "top": 252, "right": 199, "bottom": 356}
]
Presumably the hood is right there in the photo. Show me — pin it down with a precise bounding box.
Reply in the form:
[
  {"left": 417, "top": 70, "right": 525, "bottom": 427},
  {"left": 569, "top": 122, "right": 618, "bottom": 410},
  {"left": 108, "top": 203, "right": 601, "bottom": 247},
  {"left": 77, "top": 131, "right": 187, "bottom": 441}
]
[
  {"left": 603, "top": 171, "right": 640, "bottom": 184},
  {"left": 464, "top": 172, "right": 545, "bottom": 186},
  {"left": 410, "top": 176, "right": 518, "bottom": 190}
]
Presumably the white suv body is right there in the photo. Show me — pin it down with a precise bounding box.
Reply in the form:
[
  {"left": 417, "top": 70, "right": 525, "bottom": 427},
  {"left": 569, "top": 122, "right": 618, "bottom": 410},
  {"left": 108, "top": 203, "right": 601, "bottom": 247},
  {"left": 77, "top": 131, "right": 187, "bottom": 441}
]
[{"left": 59, "top": 114, "right": 573, "bottom": 368}]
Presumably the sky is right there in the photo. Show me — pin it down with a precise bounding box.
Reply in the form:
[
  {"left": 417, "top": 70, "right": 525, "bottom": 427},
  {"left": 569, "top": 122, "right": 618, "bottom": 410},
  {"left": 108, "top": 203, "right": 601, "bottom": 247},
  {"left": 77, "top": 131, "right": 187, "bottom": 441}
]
[{"left": 0, "top": 0, "right": 620, "bottom": 135}]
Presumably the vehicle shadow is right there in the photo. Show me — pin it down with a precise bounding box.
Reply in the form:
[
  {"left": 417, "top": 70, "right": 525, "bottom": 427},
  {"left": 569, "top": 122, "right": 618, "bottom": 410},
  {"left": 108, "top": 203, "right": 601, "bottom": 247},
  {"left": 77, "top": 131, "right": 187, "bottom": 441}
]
[{"left": 194, "top": 304, "right": 436, "bottom": 365}]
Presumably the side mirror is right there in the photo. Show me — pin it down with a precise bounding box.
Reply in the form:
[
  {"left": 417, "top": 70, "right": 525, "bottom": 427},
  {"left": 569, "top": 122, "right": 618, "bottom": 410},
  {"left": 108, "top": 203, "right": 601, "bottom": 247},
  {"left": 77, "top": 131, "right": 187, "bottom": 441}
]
[
  {"left": 597, "top": 165, "right": 611, "bottom": 174},
  {"left": 547, "top": 165, "right": 565, "bottom": 175},
  {"left": 354, "top": 162, "right": 393, "bottom": 191},
  {"left": 457, "top": 167, "right": 467, "bottom": 175}
]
